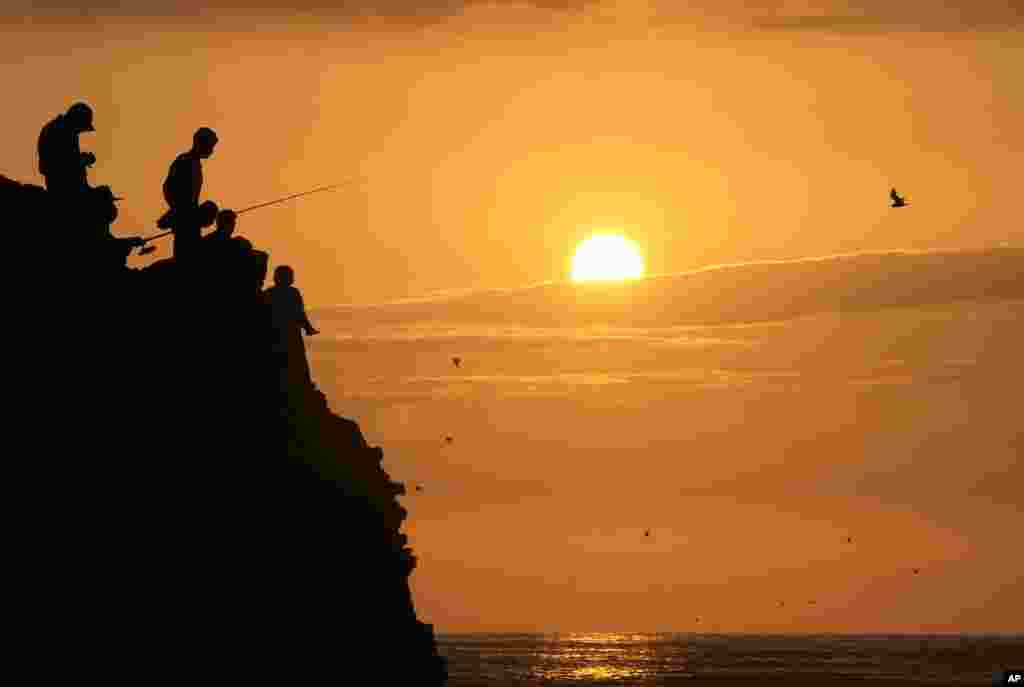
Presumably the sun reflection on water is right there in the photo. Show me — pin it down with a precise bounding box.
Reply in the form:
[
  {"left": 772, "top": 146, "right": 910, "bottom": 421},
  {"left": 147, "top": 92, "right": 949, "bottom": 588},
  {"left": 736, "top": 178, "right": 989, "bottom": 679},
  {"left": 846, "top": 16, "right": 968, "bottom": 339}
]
[{"left": 527, "top": 632, "right": 689, "bottom": 683}]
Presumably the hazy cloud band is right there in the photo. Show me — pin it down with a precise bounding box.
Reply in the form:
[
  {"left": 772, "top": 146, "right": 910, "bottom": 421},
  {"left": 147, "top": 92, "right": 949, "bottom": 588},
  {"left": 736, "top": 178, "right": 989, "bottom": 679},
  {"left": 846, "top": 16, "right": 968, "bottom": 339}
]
[{"left": 317, "top": 248, "right": 1024, "bottom": 328}]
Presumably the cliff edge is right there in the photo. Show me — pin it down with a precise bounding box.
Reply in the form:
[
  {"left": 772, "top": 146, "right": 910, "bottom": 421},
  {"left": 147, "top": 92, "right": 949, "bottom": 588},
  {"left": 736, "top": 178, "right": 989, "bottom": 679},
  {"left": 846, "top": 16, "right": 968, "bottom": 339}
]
[{"left": 10, "top": 175, "right": 448, "bottom": 682}]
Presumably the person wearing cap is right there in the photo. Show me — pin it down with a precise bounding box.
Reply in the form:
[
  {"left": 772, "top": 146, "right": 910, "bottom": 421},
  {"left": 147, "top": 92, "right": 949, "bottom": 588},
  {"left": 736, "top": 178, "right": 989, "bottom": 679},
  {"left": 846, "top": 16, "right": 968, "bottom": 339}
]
[
  {"left": 79, "top": 185, "right": 145, "bottom": 274},
  {"left": 37, "top": 102, "right": 97, "bottom": 195},
  {"left": 159, "top": 126, "right": 219, "bottom": 261}
]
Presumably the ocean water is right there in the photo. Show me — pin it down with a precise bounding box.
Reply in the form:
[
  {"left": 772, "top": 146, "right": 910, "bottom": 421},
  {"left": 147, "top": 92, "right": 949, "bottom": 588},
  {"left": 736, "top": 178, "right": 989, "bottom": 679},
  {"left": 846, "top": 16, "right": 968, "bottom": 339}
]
[{"left": 437, "top": 633, "right": 1023, "bottom": 686}]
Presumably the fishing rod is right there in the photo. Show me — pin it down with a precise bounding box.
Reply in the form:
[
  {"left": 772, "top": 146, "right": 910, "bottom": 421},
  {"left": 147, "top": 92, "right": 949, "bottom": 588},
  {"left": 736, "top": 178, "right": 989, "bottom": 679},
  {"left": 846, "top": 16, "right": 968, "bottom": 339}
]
[
  {"left": 136, "top": 177, "right": 365, "bottom": 253},
  {"left": 235, "top": 180, "right": 362, "bottom": 214}
]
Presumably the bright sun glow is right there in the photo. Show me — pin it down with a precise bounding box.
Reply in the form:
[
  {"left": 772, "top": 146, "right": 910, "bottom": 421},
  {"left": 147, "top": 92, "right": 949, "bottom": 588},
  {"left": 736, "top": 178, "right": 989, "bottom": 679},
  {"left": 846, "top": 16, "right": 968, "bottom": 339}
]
[{"left": 570, "top": 234, "right": 645, "bottom": 282}]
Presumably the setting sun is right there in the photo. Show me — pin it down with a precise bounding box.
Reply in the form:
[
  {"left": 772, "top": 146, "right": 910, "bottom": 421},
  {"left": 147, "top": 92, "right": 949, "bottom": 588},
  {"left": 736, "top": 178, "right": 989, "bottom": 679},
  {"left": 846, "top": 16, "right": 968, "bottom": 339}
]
[{"left": 570, "top": 234, "right": 645, "bottom": 283}]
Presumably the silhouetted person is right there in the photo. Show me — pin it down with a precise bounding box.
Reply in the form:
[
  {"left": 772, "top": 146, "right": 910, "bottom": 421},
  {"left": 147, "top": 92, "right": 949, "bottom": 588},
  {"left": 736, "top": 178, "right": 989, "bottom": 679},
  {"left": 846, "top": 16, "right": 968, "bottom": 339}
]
[
  {"left": 202, "top": 222, "right": 269, "bottom": 296},
  {"left": 205, "top": 208, "right": 236, "bottom": 242},
  {"left": 264, "top": 265, "right": 318, "bottom": 391},
  {"left": 227, "top": 236, "right": 267, "bottom": 294},
  {"left": 196, "top": 200, "right": 220, "bottom": 232},
  {"left": 38, "top": 102, "right": 96, "bottom": 196},
  {"left": 88, "top": 185, "right": 144, "bottom": 271},
  {"left": 159, "top": 127, "right": 218, "bottom": 260},
  {"left": 890, "top": 188, "right": 906, "bottom": 208},
  {"left": 174, "top": 199, "right": 219, "bottom": 260},
  {"left": 201, "top": 208, "right": 237, "bottom": 266},
  {"left": 199, "top": 208, "right": 257, "bottom": 307}
]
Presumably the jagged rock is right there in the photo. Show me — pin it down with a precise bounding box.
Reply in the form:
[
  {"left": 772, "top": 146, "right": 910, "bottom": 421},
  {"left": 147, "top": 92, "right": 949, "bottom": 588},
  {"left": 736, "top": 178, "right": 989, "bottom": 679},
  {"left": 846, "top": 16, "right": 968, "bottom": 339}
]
[{"left": 13, "top": 177, "right": 447, "bottom": 683}]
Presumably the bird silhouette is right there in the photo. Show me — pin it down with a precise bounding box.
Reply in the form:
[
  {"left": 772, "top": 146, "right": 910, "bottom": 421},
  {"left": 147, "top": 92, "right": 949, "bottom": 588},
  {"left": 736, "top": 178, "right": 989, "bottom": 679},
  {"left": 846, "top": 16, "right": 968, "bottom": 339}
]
[
  {"left": 444, "top": 436, "right": 453, "bottom": 443},
  {"left": 415, "top": 484, "right": 424, "bottom": 493},
  {"left": 452, "top": 356, "right": 461, "bottom": 368},
  {"left": 890, "top": 188, "right": 907, "bottom": 208},
  {"left": 912, "top": 568, "right": 920, "bottom": 575}
]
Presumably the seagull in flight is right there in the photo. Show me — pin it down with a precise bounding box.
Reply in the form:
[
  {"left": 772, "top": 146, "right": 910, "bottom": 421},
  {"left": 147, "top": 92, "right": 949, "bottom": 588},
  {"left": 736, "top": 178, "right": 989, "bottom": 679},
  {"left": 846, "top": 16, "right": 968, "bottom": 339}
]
[{"left": 890, "top": 188, "right": 907, "bottom": 208}]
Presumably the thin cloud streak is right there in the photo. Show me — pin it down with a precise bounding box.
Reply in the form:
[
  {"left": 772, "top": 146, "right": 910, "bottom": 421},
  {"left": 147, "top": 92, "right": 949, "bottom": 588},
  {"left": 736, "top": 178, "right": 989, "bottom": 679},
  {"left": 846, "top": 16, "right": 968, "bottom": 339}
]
[{"left": 316, "top": 247, "right": 1024, "bottom": 328}]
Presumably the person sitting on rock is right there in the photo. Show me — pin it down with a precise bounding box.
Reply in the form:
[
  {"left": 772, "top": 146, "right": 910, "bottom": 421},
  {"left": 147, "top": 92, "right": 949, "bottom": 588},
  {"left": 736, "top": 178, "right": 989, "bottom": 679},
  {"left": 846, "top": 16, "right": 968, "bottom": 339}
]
[
  {"left": 263, "top": 265, "right": 318, "bottom": 390},
  {"left": 84, "top": 185, "right": 145, "bottom": 273},
  {"left": 203, "top": 208, "right": 236, "bottom": 245},
  {"left": 198, "top": 209, "right": 266, "bottom": 293},
  {"left": 199, "top": 208, "right": 238, "bottom": 271}
]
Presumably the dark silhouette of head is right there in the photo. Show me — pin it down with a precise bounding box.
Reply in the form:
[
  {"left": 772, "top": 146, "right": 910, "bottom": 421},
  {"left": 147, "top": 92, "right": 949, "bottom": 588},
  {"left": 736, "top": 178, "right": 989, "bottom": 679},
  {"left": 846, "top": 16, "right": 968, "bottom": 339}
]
[
  {"left": 192, "top": 127, "right": 219, "bottom": 159},
  {"left": 216, "top": 209, "right": 237, "bottom": 236},
  {"left": 66, "top": 102, "right": 95, "bottom": 133},
  {"left": 273, "top": 265, "right": 295, "bottom": 287},
  {"left": 197, "top": 200, "right": 220, "bottom": 228}
]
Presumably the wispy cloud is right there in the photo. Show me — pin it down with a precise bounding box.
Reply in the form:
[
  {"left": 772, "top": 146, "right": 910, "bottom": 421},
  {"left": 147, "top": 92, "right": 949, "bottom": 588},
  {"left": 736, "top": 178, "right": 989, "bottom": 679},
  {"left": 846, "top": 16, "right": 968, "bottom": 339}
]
[
  {"left": 316, "top": 248, "right": 1024, "bottom": 328},
  {"left": 305, "top": 325, "right": 758, "bottom": 351}
]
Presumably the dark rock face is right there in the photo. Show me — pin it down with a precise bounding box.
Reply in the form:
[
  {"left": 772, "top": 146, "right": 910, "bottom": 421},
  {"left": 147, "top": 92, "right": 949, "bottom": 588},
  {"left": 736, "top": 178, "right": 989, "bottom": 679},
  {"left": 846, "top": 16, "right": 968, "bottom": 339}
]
[{"left": 14, "top": 177, "right": 447, "bottom": 683}]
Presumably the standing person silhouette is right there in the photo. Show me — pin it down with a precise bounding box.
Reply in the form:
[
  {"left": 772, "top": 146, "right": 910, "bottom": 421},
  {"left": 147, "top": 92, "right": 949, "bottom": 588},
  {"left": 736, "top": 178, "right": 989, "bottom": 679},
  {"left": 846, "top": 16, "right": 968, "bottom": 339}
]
[
  {"left": 159, "top": 127, "right": 218, "bottom": 261},
  {"left": 263, "top": 265, "right": 318, "bottom": 391}
]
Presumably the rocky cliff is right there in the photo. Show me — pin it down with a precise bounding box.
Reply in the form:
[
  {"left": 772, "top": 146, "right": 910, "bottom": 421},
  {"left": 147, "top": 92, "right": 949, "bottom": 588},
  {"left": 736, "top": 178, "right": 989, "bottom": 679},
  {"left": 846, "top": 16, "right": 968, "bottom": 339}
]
[{"left": 11, "top": 175, "right": 447, "bottom": 682}]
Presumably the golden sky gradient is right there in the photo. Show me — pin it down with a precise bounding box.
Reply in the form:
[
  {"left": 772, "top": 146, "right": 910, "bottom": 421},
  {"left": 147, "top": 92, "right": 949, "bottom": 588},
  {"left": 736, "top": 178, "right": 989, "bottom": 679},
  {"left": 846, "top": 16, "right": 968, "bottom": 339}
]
[{"left": 4, "top": 1, "right": 1021, "bottom": 633}]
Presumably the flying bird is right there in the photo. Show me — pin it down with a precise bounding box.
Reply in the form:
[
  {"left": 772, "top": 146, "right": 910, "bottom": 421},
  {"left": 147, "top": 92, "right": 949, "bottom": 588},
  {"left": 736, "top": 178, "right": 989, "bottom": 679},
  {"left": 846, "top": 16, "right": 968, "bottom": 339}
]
[
  {"left": 890, "top": 188, "right": 907, "bottom": 208},
  {"left": 444, "top": 436, "right": 453, "bottom": 443},
  {"left": 452, "top": 357, "right": 461, "bottom": 368}
]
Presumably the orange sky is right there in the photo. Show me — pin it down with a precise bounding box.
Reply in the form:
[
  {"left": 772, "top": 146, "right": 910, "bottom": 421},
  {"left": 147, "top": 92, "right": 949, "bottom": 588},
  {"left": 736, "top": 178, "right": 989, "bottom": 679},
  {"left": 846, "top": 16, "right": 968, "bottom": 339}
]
[{"left": 5, "top": 2, "right": 1021, "bottom": 633}]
